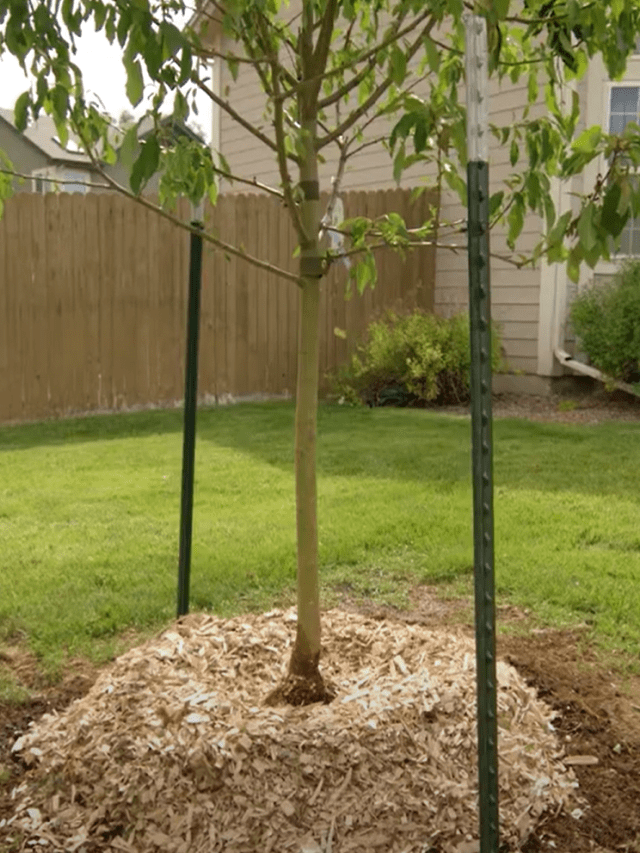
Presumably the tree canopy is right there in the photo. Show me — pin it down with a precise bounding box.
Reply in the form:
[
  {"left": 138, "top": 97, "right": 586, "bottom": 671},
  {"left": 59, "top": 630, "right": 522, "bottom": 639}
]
[{"left": 2, "top": 0, "right": 640, "bottom": 280}]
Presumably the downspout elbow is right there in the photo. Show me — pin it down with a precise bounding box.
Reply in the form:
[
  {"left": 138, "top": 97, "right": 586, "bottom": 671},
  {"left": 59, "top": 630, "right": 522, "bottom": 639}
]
[{"left": 554, "top": 348, "right": 640, "bottom": 398}]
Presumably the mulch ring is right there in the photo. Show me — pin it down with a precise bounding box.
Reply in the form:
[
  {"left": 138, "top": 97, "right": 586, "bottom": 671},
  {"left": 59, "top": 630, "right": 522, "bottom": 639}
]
[
  {"left": 1, "top": 608, "right": 577, "bottom": 853},
  {"left": 1, "top": 604, "right": 639, "bottom": 853}
]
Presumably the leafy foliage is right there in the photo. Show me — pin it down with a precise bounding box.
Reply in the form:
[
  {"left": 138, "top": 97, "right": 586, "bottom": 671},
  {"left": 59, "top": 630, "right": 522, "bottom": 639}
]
[
  {"left": 570, "top": 263, "right": 640, "bottom": 383},
  {"left": 1, "top": 0, "right": 640, "bottom": 279},
  {"left": 330, "top": 310, "right": 504, "bottom": 407}
]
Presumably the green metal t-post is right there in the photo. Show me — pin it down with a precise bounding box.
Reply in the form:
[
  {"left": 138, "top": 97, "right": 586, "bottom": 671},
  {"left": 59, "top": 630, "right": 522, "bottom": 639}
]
[
  {"left": 177, "top": 218, "right": 204, "bottom": 618},
  {"left": 465, "top": 15, "right": 500, "bottom": 853}
]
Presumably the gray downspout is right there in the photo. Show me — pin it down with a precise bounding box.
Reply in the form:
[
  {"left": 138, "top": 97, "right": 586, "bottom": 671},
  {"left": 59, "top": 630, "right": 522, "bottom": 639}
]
[{"left": 554, "top": 348, "right": 640, "bottom": 398}]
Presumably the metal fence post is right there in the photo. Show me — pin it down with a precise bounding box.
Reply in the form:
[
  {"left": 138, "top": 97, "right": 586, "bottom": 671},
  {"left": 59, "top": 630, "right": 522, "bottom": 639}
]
[
  {"left": 177, "top": 214, "right": 204, "bottom": 618},
  {"left": 465, "top": 15, "right": 500, "bottom": 853}
]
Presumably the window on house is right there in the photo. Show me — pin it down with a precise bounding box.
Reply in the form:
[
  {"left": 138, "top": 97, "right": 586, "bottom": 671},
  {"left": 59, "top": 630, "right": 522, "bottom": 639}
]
[
  {"left": 609, "top": 85, "right": 640, "bottom": 255},
  {"left": 59, "top": 168, "right": 89, "bottom": 194},
  {"left": 32, "top": 168, "right": 53, "bottom": 194}
]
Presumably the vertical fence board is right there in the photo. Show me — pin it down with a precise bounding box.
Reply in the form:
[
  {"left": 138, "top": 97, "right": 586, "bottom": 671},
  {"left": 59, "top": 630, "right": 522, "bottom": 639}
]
[
  {"left": 0, "top": 200, "right": 8, "bottom": 419},
  {"left": 0, "top": 188, "right": 435, "bottom": 423},
  {"left": 3, "top": 194, "right": 21, "bottom": 420}
]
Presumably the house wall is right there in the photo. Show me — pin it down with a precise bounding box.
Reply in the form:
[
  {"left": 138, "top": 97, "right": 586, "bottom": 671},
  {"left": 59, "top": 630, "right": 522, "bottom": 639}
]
[
  {"left": 0, "top": 120, "right": 49, "bottom": 192},
  {"left": 217, "top": 48, "right": 545, "bottom": 376}
]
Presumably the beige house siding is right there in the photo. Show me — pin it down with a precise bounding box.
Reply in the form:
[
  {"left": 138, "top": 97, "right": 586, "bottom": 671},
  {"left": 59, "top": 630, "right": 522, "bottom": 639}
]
[{"left": 216, "top": 42, "right": 546, "bottom": 376}]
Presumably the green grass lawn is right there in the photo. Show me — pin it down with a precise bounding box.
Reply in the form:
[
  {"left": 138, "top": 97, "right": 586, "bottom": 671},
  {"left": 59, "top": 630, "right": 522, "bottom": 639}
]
[{"left": 1, "top": 402, "right": 639, "bottom": 683}]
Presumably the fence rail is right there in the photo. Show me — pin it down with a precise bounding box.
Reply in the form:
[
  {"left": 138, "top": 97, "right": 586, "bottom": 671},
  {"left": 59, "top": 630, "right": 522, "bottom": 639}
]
[{"left": 0, "top": 188, "right": 435, "bottom": 424}]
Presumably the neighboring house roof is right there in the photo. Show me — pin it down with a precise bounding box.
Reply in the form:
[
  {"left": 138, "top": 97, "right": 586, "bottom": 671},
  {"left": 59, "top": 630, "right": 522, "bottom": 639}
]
[
  {"left": 137, "top": 114, "right": 206, "bottom": 145},
  {"left": 0, "top": 107, "right": 205, "bottom": 169},
  {"left": 0, "top": 107, "right": 93, "bottom": 166}
]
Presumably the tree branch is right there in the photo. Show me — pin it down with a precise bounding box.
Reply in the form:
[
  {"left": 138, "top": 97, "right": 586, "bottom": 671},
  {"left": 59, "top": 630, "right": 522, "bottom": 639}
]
[
  {"left": 314, "top": 9, "right": 434, "bottom": 111},
  {"left": 257, "top": 16, "right": 308, "bottom": 243},
  {"left": 192, "top": 75, "right": 299, "bottom": 165},
  {"left": 316, "top": 57, "right": 376, "bottom": 112},
  {"left": 308, "top": 0, "right": 339, "bottom": 103},
  {"left": 321, "top": 136, "right": 349, "bottom": 240},
  {"left": 0, "top": 168, "right": 111, "bottom": 191},
  {"left": 346, "top": 134, "right": 389, "bottom": 158},
  {"left": 344, "top": 68, "right": 432, "bottom": 146},
  {"left": 316, "top": 17, "right": 437, "bottom": 150},
  {"left": 215, "top": 168, "right": 284, "bottom": 199},
  {"left": 70, "top": 134, "right": 301, "bottom": 286}
]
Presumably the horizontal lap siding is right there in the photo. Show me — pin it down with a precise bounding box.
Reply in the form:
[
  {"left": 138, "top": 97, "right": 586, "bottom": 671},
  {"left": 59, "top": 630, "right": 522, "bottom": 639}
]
[{"left": 219, "top": 49, "right": 544, "bottom": 376}]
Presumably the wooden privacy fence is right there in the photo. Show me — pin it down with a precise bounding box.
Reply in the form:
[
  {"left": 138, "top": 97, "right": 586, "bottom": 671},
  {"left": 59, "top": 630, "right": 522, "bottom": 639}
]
[{"left": 0, "top": 188, "right": 435, "bottom": 424}]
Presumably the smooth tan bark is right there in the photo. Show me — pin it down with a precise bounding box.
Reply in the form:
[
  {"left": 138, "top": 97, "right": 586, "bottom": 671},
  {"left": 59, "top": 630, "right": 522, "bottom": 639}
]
[
  {"left": 289, "top": 90, "right": 324, "bottom": 679},
  {"left": 290, "top": 276, "right": 322, "bottom": 678}
]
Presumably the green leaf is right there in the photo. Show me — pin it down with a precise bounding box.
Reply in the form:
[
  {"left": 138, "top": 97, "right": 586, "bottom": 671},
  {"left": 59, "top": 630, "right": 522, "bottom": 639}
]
[
  {"left": 119, "top": 125, "right": 140, "bottom": 169},
  {"left": 389, "top": 45, "right": 407, "bottom": 85},
  {"left": 178, "top": 45, "right": 193, "bottom": 85},
  {"left": 54, "top": 117, "right": 69, "bottom": 149},
  {"left": 443, "top": 164, "right": 466, "bottom": 205},
  {"left": 144, "top": 35, "right": 163, "bottom": 78},
  {"left": 14, "top": 91, "right": 30, "bottom": 132},
  {"left": 489, "top": 191, "right": 504, "bottom": 219},
  {"left": 492, "top": 0, "right": 509, "bottom": 19},
  {"left": 423, "top": 36, "right": 440, "bottom": 73},
  {"left": 125, "top": 59, "right": 144, "bottom": 106},
  {"left": 602, "top": 183, "right": 628, "bottom": 238},
  {"left": 414, "top": 118, "right": 427, "bottom": 154},
  {"left": 507, "top": 195, "right": 524, "bottom": 248},
  {"left": 572, "top": 126, "right": 602, "bottom": 155},
  {"left": 583, "top": 241, "right": 602, "bottom": 269},
  {"left": 51, "top": 85, "right": 68, "bottom": 122},
  {"left": 510, "top": 139, "right": 519, "bottom": 166},
  {"left": 567, "top": 246, "right": 582, "bottom": 283},
  {"left": 130, "top": 135, "right": 160, "bottom": 195},
  {"left": 227, "top": 57, "right": 240, "bottom": 82},
  {"left": 390, "top": 113, "right": 415, "bottom": 152},
  {"left": 161, "top": 21, "right": 183, "bottom": 58},
  {"left": 577, "top": 204, "right": 597, "bottom": 252}
]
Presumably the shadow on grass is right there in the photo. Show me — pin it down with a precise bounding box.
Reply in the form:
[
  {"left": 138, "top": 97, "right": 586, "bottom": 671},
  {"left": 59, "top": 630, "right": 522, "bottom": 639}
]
[
  {"left": 2, "top": 400, "right": 640, "bottom": 501},
  {"left": 0, "top": 407, "right": 186, "bottom": 451}
]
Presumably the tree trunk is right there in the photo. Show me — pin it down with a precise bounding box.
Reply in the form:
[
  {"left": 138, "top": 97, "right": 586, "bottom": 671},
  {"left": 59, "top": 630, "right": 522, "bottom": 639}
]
[
  {"left": 289, "top": 277, "right": 322, "bottom": 678},
  {"left": 288, "top": 100, "right": 325, "bottom": 683}
]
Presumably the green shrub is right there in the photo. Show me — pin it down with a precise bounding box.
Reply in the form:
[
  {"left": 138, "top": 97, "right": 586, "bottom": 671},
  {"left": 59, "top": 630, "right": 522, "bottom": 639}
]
[
  {"left": 330, "top": 310, "right": 504, "bottom": 406},
  {"left": 570, "top": 262, "right": 640, "bottom": 384}
]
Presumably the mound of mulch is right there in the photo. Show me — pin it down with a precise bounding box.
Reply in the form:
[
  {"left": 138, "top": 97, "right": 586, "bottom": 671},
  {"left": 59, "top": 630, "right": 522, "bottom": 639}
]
[{"left": 1, "top": 609, "right": 579, "bottom": 853}]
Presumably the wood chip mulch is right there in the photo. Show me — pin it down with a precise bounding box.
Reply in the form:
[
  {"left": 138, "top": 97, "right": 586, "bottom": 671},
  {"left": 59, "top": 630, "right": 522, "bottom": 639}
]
[{"left": 1, "top": 609, "right": 581, "bottom": 853}]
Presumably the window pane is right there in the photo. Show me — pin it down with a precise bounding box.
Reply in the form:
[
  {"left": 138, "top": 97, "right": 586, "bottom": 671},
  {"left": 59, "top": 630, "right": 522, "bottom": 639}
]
[
  {"left": 610, "top": 86, "right": 640, "bottom": 114},
  {"left": 60, "top": 169, "right": 89, "bottom": 194},
  {"left": 610, "top": 114, "right": 627, "bottom": 134},
  {"left": 618, "top": 228, "right": 631, "bottom": 255}
]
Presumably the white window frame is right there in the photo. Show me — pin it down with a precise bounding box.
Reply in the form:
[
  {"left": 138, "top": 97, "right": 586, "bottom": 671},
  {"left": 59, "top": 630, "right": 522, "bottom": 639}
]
[
  {"left": 31, "top": 165, "right": 90, "bottom": 194},
  {"left": 31, "top": 167, "right": 55, "bottom": 194},
  {"left": 605, "top": 81, "right": 640, "bottom": 258}
]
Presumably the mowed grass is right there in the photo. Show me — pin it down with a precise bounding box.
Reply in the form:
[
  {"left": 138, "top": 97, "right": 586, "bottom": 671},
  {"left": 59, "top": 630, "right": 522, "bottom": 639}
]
[{"left": 1, "top": 402, "right": 640, "bottom": 679}]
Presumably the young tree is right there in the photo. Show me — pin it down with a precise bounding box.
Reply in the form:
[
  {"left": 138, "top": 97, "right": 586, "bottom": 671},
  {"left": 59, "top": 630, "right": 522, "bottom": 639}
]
[{"left": 1, "top": 0, "right": 640, "bottom": 701}]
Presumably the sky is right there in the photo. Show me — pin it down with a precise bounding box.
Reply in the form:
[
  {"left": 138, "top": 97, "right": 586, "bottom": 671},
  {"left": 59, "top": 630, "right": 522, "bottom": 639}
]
[{"left": 0, "top": 24, "right": 212, "bottom": 140}]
